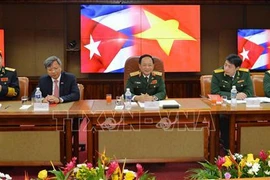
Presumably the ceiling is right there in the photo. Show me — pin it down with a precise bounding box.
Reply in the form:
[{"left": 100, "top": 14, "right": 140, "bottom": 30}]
[{"left": 0, "top": 0, "right": 269, "bottom": 4}]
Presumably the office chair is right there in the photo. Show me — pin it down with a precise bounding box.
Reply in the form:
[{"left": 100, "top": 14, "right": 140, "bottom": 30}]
[
  {"left": 17, "top": 77, "right": 29, "bottom": 100},
  {"left": 200, "top": 75, "right": 212, "bottom": 97},
  {"left": 251, "top": 74, "right": 264, "bottom": 97},
  {"left": 123, "top": 56, "right": 165, "bottom": 89}
]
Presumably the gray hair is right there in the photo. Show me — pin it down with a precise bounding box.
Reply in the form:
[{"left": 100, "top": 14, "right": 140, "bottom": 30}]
[{"left": 43, "top": 56, "right": 62, "bottom": 69}]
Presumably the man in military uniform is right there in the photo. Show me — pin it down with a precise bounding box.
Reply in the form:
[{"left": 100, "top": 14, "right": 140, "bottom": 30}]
[
  {"left": 211, "top": 54, "right": 253, "bottom": 99},
  {"left": 0, "top": 52, "right": 20, "bottom": 100},
  {"left": 126, "top": 54, "right": 166, "bottom": 102},
  {"left": 211, "top": 54, "right": 253, "bottom": 152},
  {"left": 263, "top": 70, "right": 270, "bottom": 97}
]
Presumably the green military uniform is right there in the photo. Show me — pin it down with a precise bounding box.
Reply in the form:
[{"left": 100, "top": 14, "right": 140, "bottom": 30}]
[
  {"left": 263, "top": 70, "right": 270, "bottom": 97},
  {"left": 0, "top": 66, "right": 20, "bottom": 100},
  {"left": 126, "top": 71, "right": 166, "bottom": 100},
  {"left": 211, "top": 67, "right": 253, "bottom": 99}
]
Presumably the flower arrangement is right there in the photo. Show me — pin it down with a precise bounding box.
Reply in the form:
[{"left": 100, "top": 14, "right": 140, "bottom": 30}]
[
  {"left": 28, "top": 151, "right": 156, "bottom": 180},
  {"left": 0, "top": 172, "right": 12, "bottom": 180},
  {"left": 186, "top": 150, "right": 270, "bottom": 179}
]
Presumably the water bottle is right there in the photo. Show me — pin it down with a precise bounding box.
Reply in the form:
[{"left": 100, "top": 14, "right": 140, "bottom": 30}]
[
  {"left": 35, "top": 87, "right": 42, "bottom": 103},
  {"left": 231, "top": 85, "right": 237, "bottom": 107},
  {"left": 125, "top": 88, "right": 132, "bottom": 110}
]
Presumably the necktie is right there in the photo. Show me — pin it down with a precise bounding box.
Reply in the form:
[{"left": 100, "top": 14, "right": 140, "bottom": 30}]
[
  {"left": 53, "top": 80, "right": 59, "bottom": 97},
  {"left": 145, "top": 76, "right": 148, "bottom": 82}
]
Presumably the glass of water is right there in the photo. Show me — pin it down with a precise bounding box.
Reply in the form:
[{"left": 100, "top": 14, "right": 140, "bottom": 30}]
[
  {"left": 221, "top": 96, "right": 227, "bottom": 106},
  {"left": 21, "top": 96, "right": 28, "bottom": 105}
]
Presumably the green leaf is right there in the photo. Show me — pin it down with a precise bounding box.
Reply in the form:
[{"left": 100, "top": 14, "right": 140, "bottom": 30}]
[{"left": 49, "top": 170, "right": 65, "bottom": 180}]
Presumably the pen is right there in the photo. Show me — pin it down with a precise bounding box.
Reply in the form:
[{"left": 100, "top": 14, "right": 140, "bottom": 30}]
[{"left": 4, "top": 105, "right": 10, "bottom": 109}]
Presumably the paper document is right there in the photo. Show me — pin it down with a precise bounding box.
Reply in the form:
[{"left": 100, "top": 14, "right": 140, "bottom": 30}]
[
  {"left": 225, "top": 97, "right": 270, "bottom": 104},
  {"left": 114, "top": 105, "right": 124, "bottom": 110},
  {"left": 20, "top": 105, "right": 32, "bottom": 110},
  {"left": 138, "top": 100, "right": 180, "bottom": 108},
  {"left": 257, "top": 97, "right": 270, "bottom": 103},
  {"left": 138, "top": 102, "right": 145, "bottom": 108},
  {"left": 225, "top": 99, "right": 246, "bottom": 104},
  {"left": 159, "top": 100, "right": 181, "bottom": 107}
]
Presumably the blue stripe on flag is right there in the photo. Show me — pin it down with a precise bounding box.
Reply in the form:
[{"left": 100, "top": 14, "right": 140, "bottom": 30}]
[
  {"left": 81, "top": 5, "right": 130, "bottom": 19},
  {"left": 255, "top": 65, "right": 268, "bottom": 70},
  {"left": 119, "top": 27, "right": 134, "bottom": 48},
  {"left": 260, "top": 42, "right": 268, "bottom": 54},
  {"left": 109, "top": 68, "right": 124, "bottom": 73},
  {"left": 238, "top": 29, "right": 265, "bottom": 37}
]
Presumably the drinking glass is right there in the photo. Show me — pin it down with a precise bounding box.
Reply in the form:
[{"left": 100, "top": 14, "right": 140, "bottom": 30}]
[
  {"left": 21, "top": 96, "right": 28, "bottom": 105},
  {"left": 115, "top": 96, "right": 122, "bottom": 106},
  {"left": 221, "top": 96, "right": 227, "bottom": 106},
  {"left": 210, "top": 96, "right": 217, "bottom": 105},
  {"left": 106, "top": 94, "right": 112, "bottom": 104}
]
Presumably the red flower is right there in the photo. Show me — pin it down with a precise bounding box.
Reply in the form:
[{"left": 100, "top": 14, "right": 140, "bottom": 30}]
[
  {"left": 87, "top": 163, "right": 93, "bottom": 169},
  {"left": 259, "top": 150, "right": 268, "bottom": 161},
  {"left": 136, "top": 163, "right": 144, "bottom": 179},
  {"left": 216, "top": 156, "right": 226, "bottom": 170},
  {"left": 62, "top": 157, "right": 77, "bottom": 175},
  {"left": 106, "top": 161, "right": 119, "bottom": 178}
]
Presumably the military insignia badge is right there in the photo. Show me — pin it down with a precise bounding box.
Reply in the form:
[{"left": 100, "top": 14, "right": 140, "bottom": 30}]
[
  {"left": 237, "top": 80, "right": 244, "bottom": 83},
  {"left": 151, "top": 80, "right": 157, "bottom": 84}
]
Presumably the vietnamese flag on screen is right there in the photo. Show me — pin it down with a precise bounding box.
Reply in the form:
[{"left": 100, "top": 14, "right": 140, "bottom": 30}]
[
  {"left": 0, "top": 29, "right": 4, "bottom": 65},
  {"left": 81, "top": 5, "right": 200, "bottom": 73}
]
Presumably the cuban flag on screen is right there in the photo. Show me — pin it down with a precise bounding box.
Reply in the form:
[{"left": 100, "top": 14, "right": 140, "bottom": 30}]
[
  {"left": 81, "top": 5, "right": 200, "bottom": 73},
  {"left": 238, "top": 29, "right": 270, "bottom": 70},
  {"left": 81, "top": 5, "right": 137, "bottom": 73}
]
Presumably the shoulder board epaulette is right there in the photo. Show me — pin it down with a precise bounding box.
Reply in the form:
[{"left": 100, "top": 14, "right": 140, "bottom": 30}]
[
  {"left": 239, "top": 68, "right": 249, "bottom": 72},
  {"left": 129, "top": 71, "right": 140, "bottom": 77},
  {"left": 266, "top": 70, "right": 270, "bottom": 74},
  {"left": 214, "top": 69, "right": 224, "bottom": 73},
  {"left": 5, "top": 67, "right": 15, "bottom": 71},
  {"left": 152, "top": 71, "right": 162, "bottom": 76}
]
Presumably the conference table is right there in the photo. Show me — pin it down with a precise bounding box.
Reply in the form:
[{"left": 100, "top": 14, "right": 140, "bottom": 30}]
[
  {"left": 71, "top": 98, "right": 219, "bottom": 164},
  {"left": 0, "top": 101, "right": 76, "bottom": 166},
  {"left": 1, "top": 98, "right": 269, "bottom": 166},
  {"left": 202, "top": 99, "right": 270, "bottom": 157},
  {"left": 227, "top": 102, "right": 270, "bottom": 154},
  {"left": 73, "top": 98, "right": 270, "bottom": 164}
]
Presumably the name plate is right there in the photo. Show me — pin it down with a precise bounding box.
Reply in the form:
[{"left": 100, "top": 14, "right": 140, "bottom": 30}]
[
  {"left": 34, "top": 103, "right": 49, "bottom": 111},
  {"left": 246, "top": 98, "right": 260, "bottom": 108},
  {"left": 144, "top": 101, "right": 159, "bottom": 110}
]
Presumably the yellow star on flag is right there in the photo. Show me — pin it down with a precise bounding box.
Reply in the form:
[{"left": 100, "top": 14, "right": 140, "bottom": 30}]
[{"left": 134, "top": 10, "right": 196, "bottom": 55}]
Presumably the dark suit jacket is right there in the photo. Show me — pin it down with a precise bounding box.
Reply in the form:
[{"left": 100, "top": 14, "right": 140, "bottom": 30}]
[{"left": 34, "top": 72, "right": 80, "bottom": 103}]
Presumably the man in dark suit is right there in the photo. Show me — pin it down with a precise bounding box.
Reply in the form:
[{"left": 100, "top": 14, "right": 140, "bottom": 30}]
[
  {"left": 34, "top": 55, "right": 82, "bottom": 156},
  {"left": 126, "top": 54, "right": 166, "bottom": 102},
  {"left": 0, "top": 52, "right": 20, "bottom": 100},
  {"left": 35, "top": 55, "right": 80, "bottom": 103}
]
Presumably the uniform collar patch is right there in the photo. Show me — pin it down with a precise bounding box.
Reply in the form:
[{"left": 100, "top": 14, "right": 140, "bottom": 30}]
[
  {"left": 237, "top": 80, "right": 244, "bottom": 83},
  {"left": 1, "top": 77, "right": 8, "bottom": 81}
]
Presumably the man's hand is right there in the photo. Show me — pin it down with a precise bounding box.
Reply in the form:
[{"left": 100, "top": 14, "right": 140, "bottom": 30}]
[
  {"left": 44, "top": 95, "right": 60, "bottom": 104},
  {"left": 134, "top": 93, "right": 155, "bottom": 102},
  {"left": 236, "top": 92, "right": 247, "bottom": 100}
]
